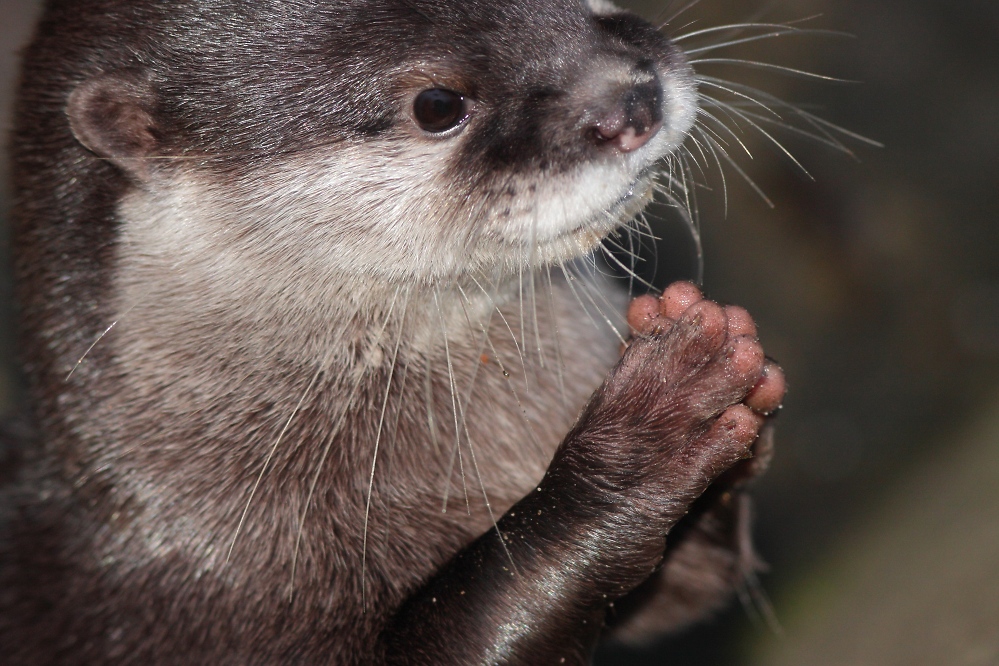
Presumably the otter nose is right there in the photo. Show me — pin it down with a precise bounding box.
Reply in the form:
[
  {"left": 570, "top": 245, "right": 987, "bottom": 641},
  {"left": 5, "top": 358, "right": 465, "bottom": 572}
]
[{"left": 589, "top": 64, "right": 664, "bottom": 153}]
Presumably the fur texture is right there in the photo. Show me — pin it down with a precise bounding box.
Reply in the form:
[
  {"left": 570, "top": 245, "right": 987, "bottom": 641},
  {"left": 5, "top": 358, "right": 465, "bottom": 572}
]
[{"left": 2, "top": 0, "right": 774, "bottom": 663}]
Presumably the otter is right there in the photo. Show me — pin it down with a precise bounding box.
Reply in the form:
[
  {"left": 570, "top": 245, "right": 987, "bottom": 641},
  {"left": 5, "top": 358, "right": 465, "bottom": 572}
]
[{"left": 1, "top": 0, "right": 786, "bottom": 663}]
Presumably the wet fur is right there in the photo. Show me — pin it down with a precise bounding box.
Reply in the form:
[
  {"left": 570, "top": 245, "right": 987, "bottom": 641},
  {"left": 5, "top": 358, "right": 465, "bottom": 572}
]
[{"left": 2, "top": 0, "right": 778, "bottom": 663}]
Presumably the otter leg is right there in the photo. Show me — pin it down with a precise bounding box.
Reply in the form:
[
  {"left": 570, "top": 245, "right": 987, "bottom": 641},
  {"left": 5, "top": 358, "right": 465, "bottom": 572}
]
[{"left": 380, "top": 287, "right": 782, "bottom": 665}]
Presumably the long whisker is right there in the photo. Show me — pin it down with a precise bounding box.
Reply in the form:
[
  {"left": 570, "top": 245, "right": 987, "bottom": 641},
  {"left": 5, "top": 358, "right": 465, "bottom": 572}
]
[
  {"left": 468, "top": 273, "right": 530, "bottom": 383},
  {"left": 452, "top": 287, "right": 518, "bottom": 574},
  {"left": 551, "top": 190, "right": 627, "bottom": 343},
  {"left": 435, "top": 286, "right": 471, "bottom": 516},
  {"left": 361, "top": 292, "right": 410, "bottom": 611},
  {"left": 700, "top": 132, "right": 775, "bottom": 208},
  {"left": 287, "top": 287, "right": 402, "bottom": 599},
  {"left": 676, "top": 21, "right": 846, "bottom": 44},
  {"left": 424, "top": 355, "right": 441, "bottom": 458},
  {"left": 674, "top": 21, "right": 799, "bottom": 41},
  {"left": 517, "top": 252, "right": 527, "bottom": 385},
  {"left": 687, "top": 26, "right": 851, "bottom": 54},
  {"left": 459, "top": 281, "right": 545, "bottom": 454},
  {"left": 562, "top": 261, "right": 627, "bottom": 345},
  {"left": 683, "top": 131, "right": 713, "bottom": 178},
  {"left": 598, "top": 240, "right": 659, "bottom": 293},
  {"left": 659, "top": 0, "right": 703, "bottom": 29},
  {"left": 378, "top": 354, "right": 411, "bottom": 558},
  {"left": 699, "top": 76, "right": 882, "bottom": 149},
  {"left": 697, "top": 78, "right": 782, "bottom": 119},
  {"left": 680, "top": 151, "right": 700, "bottom": 224},
  {"left": 654, "top": 172, "right": 704, "bottom": 285},
  {"left": 437, "top": 286, "right": 494, "bottom": 510},
  {"left": 600, "top": 230, "right": 646, "bottom": 267},
  {"left": 690, "top": 58, "right": 857, "bottom": 84},
  {"left": 541, "top": 267, "right": 569, "bottom": 412},
  {"left": 695, "top": 126, "right": 729, "bottom": 215},
  {"left": 556, "top": 258, "right": 602, "bottom": 332},
  {"left": 699, "top": 94, "right": 815, "bottom": 179},
  {"left": 528, "top": 198, "right": 546, "bottom": 372},
  {"left": 696, "top": 106, "right": 754, "bottom": 158},
  {"left": 65, "top": 304, "right": 137, "bottom": 380},
  {"left": 227, "top": 363, "right": 324, "bottom": 563}
]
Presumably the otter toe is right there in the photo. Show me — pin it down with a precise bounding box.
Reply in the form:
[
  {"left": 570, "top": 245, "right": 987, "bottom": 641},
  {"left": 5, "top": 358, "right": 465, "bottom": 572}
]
[
  {"left": 627, "top": 294, "right": 664, "bottom": 336},
  {"left": 726, "top": 334, "right": 765, "bottom": 384},
  {"left": 679, "top": 299, "right": 728, "bottom": 344},
  {"left": 708, "top": 404, "right": 765, "bottom": 453},
  {"left": 724, "top": 305, "right": 757, "bottom": 338},
  {"left": 746, "top": 361, "right": 786, "bottom": 415},
  {"left": 660, "top": 281, "right": 703, "bottom": 321}
]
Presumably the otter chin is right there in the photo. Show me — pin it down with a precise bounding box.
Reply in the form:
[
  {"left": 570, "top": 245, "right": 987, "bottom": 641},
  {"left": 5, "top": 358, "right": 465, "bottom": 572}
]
[{"left": 1, "top": 1, "right": 783, "bottom": 664}]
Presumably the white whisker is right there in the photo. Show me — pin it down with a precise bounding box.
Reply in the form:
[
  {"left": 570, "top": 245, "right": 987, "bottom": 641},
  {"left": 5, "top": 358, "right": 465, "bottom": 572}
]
[
  {"left": 562, "top": 261, "right": 626, "bottom": 345},
  {"left": 698, "top": 78, "right": 782, "bottom": 119},
  {"left": 541, "top": 266, "right": 569, "bottom": 412},
  {"left": 691, "top": 57, "right": 856, "bottom": 84},
  {"left": 424, "top": 355, "right": 441, "bottom": 458},
  {"left": 227, "top": 362, "right": 323, "bottom": 564},
  {"left": 459, "top": 281, "right": 546, "bottom": 455},
  {"left": 699, "top": 94, "right": 814, "bottom": 179},
  {"left": 468, "top": 272, "right": 529, "bottom": 384},
  {"left": 434, "top": 286, "right": 470, "bottom": 516},
  {"left": 452, "top": 287, "right": 518, "bottom": 575},
  {"left": 700, "top": 76, "right": 881, "bottom": 149},
  {"left": 675, "top": 21, "right": 802, "bottom": 42},
  {"left": 695, "top": 126, "right": 729, "bottom": 215},
  {"left": 700, "top": 132, "right": 775, "bottom": 208},
  {"left": 65, "top": 304, "right": 137, "bottom": 381},
  {"left": 696, "top": 105, "right": 755, "bottom": 157},
  {"left": 287, "top": 287, "right": 402, "bottom": 600},
  {"left": 362, "top": 291, "right": 410, "bottom": 611},
  {"left": 598, "top": 240, "right": 658, "bottom": 293},
  {"left": 659, "top": 0, "right": 704, "bottom": 29}
]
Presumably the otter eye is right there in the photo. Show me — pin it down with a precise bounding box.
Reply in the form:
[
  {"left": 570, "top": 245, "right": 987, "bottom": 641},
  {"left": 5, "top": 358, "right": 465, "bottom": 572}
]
[{"left": 413, "top": 89, "right": 469, "bottom": 133}]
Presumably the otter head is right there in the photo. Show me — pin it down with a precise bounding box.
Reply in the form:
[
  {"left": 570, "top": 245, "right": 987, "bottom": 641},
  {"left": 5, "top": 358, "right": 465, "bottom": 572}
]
[{"left": 65, "top": 0, "right": 694, "bottom": 283}]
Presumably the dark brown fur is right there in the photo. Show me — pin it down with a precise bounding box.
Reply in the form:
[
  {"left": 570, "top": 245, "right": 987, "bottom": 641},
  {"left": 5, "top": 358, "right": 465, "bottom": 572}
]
[{"left": 1, "top": 1, "right": 773, "bottom": 663}]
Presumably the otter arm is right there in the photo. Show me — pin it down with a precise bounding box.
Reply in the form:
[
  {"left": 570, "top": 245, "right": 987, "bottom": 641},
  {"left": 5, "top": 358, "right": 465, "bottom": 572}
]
[
  {"left": 377, "top": 305, "right": 771, "bottom": 665},
  {"left": 378, "top": 447, "right": 687, "bottom": 666}
]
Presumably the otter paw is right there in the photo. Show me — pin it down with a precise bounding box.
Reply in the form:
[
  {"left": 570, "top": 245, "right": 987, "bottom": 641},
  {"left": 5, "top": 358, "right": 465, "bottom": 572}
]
[{"left": 612, "top": 283, "right": 786, "bottom": 489}]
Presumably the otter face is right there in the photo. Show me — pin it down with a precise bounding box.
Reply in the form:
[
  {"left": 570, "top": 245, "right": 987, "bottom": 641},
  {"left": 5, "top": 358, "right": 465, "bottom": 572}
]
[{"left": 68, "top": 0, "right": 695, "bottom": 295}]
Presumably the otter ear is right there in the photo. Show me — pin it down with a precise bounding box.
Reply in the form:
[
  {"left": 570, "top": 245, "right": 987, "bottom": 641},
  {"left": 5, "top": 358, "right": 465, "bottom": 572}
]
[{"left": 67, "top": 73, "right": 159, "bottom": 179}]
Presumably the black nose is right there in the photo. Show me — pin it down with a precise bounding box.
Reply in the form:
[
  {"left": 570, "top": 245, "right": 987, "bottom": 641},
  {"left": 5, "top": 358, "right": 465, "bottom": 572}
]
[{"left": 589, "top": 62, "right": 664, "bottom": 153}]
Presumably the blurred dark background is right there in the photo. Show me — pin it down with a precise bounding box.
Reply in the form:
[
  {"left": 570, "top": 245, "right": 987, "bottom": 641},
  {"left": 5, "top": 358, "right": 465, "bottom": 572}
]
[{"left": 2, "top": 1, "right": 997, "bottom": 664}]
